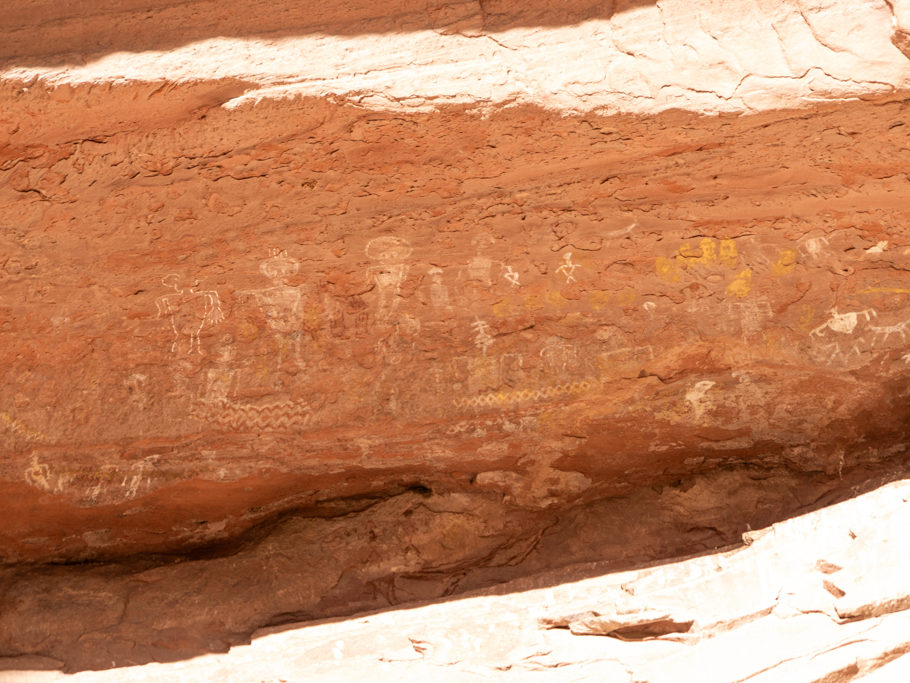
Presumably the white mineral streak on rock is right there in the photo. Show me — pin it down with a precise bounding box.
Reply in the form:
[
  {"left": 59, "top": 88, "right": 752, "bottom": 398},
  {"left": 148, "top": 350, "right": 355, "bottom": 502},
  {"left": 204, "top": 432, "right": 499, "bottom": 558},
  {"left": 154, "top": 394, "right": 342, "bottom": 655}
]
[{"left": 3, "top": 0, "right": 908, "bottom": 115}]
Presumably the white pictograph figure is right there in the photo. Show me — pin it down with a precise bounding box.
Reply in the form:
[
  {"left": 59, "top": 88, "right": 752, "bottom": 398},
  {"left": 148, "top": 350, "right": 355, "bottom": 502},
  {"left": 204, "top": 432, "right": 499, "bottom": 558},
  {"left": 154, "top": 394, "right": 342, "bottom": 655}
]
[
  {"left": 797, "top": 234, "right": 830, "bottom": 260},
  {"left": 467, "top": 233, "right": 496, "bottom": 286},
  {"left": 810, "top": 308, "right": 876, "bottom": 338},
  {"left": 472, "top": 319, "right": 495, "bottom": 355},
  {"left": 810, "top": 307, "right": 877, "bottom": 364},
  {"left": 428, "top": 267, "right": 450, "bottom": 309},
  {"left": 869, "top": 319, "right": 910, "bottom": 344},
  {"left": 502, "top": 265, "right": 521, "bottom": 287},
  {"left": 366, "top": 236, "right": 412, "bottom": 323},
  {"left": 240, "top": 249, "right": 306, "bottom": 372},
  {"left": 556, "top": 252, "right": 580, "bottom": 284},
  {"left": 156, "top": 274, "right": 224, "bottom": 355}
]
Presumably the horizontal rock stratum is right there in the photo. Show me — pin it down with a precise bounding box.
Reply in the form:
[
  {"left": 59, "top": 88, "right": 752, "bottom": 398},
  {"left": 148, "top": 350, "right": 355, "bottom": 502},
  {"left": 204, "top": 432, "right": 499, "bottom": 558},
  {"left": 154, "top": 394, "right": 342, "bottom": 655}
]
[
  {"left": 16, "top": 478, "right": 910, "bottom": 682},
  {"left": 2, "top": 0, "right": 910, "bottom": 674},
  {"left": 3, "top": 0, "right": 910, "bottom": 114}
]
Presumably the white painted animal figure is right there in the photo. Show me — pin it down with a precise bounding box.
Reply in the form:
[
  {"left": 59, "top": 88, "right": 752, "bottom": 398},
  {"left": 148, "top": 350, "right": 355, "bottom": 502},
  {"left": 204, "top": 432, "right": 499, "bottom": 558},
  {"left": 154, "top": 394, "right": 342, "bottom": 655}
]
[
  {"left": 869, "top": 319, "right": 910, "bottom": 344},
  {"left": 810, "top": 308, "right": 876, "bottom": 338},
  {"left": 797, "top": 234, "right": 830, "bottom": 259}
]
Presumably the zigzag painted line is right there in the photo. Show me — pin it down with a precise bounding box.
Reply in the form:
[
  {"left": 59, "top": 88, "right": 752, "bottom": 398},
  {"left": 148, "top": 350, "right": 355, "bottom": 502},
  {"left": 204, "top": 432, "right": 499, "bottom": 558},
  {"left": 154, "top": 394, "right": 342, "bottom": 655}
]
[
  {"left": 453, "top": 380, "right": 594, "bottom": 409},
  {"left": 190, "top": 399, "right": 312, "bottom": 430}
]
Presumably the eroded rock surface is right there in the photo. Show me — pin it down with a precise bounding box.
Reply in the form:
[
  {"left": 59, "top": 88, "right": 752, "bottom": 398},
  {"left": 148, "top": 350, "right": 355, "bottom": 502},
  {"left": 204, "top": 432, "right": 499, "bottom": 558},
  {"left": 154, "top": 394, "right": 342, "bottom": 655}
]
[
  {"left": 2, "top": 0, "right": 910, "bottom": 674},
  {"left": 8, "top": 477, "right": 910, "bottom": 681}
]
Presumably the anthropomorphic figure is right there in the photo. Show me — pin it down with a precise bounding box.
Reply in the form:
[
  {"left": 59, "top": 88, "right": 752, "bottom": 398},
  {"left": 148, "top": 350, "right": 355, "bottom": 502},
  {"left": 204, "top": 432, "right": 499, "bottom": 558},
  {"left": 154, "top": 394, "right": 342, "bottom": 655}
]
[
  {"left": 156, "top": 274, "right": 224, "bottom": 355},
  {"left": 240, "top": 249, "right": 306, "bottom": 374},
  {"left": 556, "top": 252, "right": 580, "bottom": 284},
  {"left": 366, "top": 236, "right": 412, "bottom": 324},
  {"left": 502, "top": 264, "right": 521, "bottom": 287},
  {"left": 428, "top": 267, "right": 450, "bottom": 309}
]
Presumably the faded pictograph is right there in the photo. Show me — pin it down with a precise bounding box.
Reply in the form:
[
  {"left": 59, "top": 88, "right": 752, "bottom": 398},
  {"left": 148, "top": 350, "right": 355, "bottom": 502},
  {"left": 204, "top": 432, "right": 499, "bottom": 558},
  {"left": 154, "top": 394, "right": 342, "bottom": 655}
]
[
  {"left": 869, "top": 318, "right": 910, "bottom": 344},
  {"left": 366, "top": 236, "right": 412, "bottom": 323},
  {"left": 239, "top": 249, "right": 307, "bottom": 372},
  {"left": 156, "top": 274, "right": 224, "bottom": 354},
  {"left": 188, "top": 329, "right": 312, "bottom": 429},
  {"left": 797, "top": 233, "right": 830, "bottom": 260},
  {"left": 0, "top": 411, "right": 46, "bottom": 443},
  {"left": 24, "top": 454, "right": 160, "bottom": 504},
  {"left": 724, "top": 299, "right": 774, "bottom": 338},
  {"left": 595, "top": 345, "right": 654, "bottom": 378},
  {"left": 451, "top": 353, "right": 506, "bottom": 396},
  {"left": 685, "top": 380, "right": 716, "bottom": 422},
  {"left": 471, "top": 318, "right": 495, "bottom": 355},
  {"left": 466, "top": 233, "right": 496, "bottom": 286},
  {"left": 556, "top": 252, "right": 580, "bottom": 284},
  {"left": 810, "top": 307, "right": 877, "bottom": 363},
  {"left": 25, "top": 457, "right": 59, "bottom": 493},
  {"left": 540, "top": 337, "right": 578, "bottom": 375},
  {"left": 376, "top": 314, "right": 421, "bottom": 366},
  {"left": 199, "top": 337, "right": 238, "bottom": 402},
  {"left": 427, "top": 266, "right": 451, "bottom": 310},
  {"left": 499, "top": 352, "right": 525, "bottom": 386}
]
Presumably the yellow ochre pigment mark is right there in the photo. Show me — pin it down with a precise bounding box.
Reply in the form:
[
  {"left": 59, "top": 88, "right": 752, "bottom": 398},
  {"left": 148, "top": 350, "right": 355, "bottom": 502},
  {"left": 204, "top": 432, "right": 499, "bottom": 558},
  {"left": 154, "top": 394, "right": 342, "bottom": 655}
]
[
  {"left": 772, "top": 248, "right": 797, "bottom": 276},
  {"left": 718, "top": 239, "right": 739, "bottom": 269},
  {"left": 304, "top": 302, "right": 324, "bottom": 334},
  {"left": 725, "top": 269, "right": 752, "bottom": 299},
  {"left": 545, "top": 290, "right": 569, "bottom": 307},
  {"left": 452, "top": 381, "right": 594, "bottom": 410},
  {"left": 655, "top": 256, "right": 682, "bottom": 282},
  {"left": 616, "top": 290, "right": 637, "bottom": 306},
  {"left": 492, "top": 300, "right": 514, "bottom": 318},
  {"left": 677, "top": 238, "right": 718, "bottom": 268},
  {"left": 677, "top": 238, "right": 739, "bottom": 270},
  {"left": 764, "top": 330, "right": 781, "bottom": 352},
  {"left": 0, "top": 412, "right": 46, "bottom": 442},
  {"left": 799, "top": 304, "right": 815, "bottom": 331},
  {"left": 588, "top": 290, "right": 612, "bottom": 309},
  {"left": 237, "top": 320, "right": 260, "bottom": 343},
  {"left": 858, "top": 287, "right": 910, "bottom": 295},
  {"left": 658, "top": 238, "right": 739, "bottom": 282},
  {"left": 595, "top": 354, "right": 614, "bottom": 377},
  {"left": 523, "top": 294, "right": 544, "bottom": 311}
]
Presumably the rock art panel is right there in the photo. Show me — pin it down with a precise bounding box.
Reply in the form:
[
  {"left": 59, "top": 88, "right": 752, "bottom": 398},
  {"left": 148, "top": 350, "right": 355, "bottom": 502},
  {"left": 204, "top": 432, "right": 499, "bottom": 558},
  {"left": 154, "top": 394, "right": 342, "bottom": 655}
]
[{"left": 2, "top": 10, "right": 910, "bottom": 671}]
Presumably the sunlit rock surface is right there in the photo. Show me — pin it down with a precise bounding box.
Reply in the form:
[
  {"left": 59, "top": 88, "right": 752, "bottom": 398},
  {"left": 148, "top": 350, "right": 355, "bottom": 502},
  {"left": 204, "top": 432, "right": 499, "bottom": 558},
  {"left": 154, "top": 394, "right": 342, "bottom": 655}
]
[{"left": 2, "top": 0, "right": 910, "bottom": 674}]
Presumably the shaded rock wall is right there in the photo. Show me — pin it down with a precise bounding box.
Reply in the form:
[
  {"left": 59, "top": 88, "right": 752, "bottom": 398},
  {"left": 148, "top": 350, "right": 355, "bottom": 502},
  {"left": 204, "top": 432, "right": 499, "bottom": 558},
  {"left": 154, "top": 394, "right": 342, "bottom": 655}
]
[
  {"left": 2, "top": 0, "right": 910, "bottom": 672},
  {"left": 18, "top": 478, "right": 909, "bottom": 682}
]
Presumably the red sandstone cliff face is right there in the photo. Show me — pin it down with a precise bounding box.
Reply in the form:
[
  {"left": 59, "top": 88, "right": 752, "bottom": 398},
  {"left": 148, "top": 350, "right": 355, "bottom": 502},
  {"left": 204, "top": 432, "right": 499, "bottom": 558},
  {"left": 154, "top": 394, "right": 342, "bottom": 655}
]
[{"left": 2, "top": 0, "right": 910, "bottom": 673}]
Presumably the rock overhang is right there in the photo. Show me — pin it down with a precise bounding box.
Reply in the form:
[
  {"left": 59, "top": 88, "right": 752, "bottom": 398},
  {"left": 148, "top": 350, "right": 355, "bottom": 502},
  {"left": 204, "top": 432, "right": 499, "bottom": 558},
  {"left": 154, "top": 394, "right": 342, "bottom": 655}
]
[{"left": 2, "top": 0, "right": 910, "bottom": 672}]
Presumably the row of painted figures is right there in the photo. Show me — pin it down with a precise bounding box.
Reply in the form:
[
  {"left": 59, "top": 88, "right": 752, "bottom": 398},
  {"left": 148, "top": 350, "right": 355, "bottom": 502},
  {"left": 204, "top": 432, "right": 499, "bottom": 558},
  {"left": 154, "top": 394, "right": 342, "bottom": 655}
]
[{"left": 156, "top": 238, "right": 581, "bottom": 357}]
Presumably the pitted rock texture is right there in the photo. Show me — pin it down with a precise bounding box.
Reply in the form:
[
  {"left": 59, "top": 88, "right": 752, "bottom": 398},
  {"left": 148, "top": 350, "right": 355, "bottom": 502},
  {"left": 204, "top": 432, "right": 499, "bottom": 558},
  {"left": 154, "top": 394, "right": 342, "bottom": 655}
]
[
  {"left": 3, "top": 0, "right": 910, "bottom": 674},
  {"left": 2, "top": 87, "right": 910, "bottom": 668},
  {"left": 3, "top": 89, "right": 910, "bottom": 562}
]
